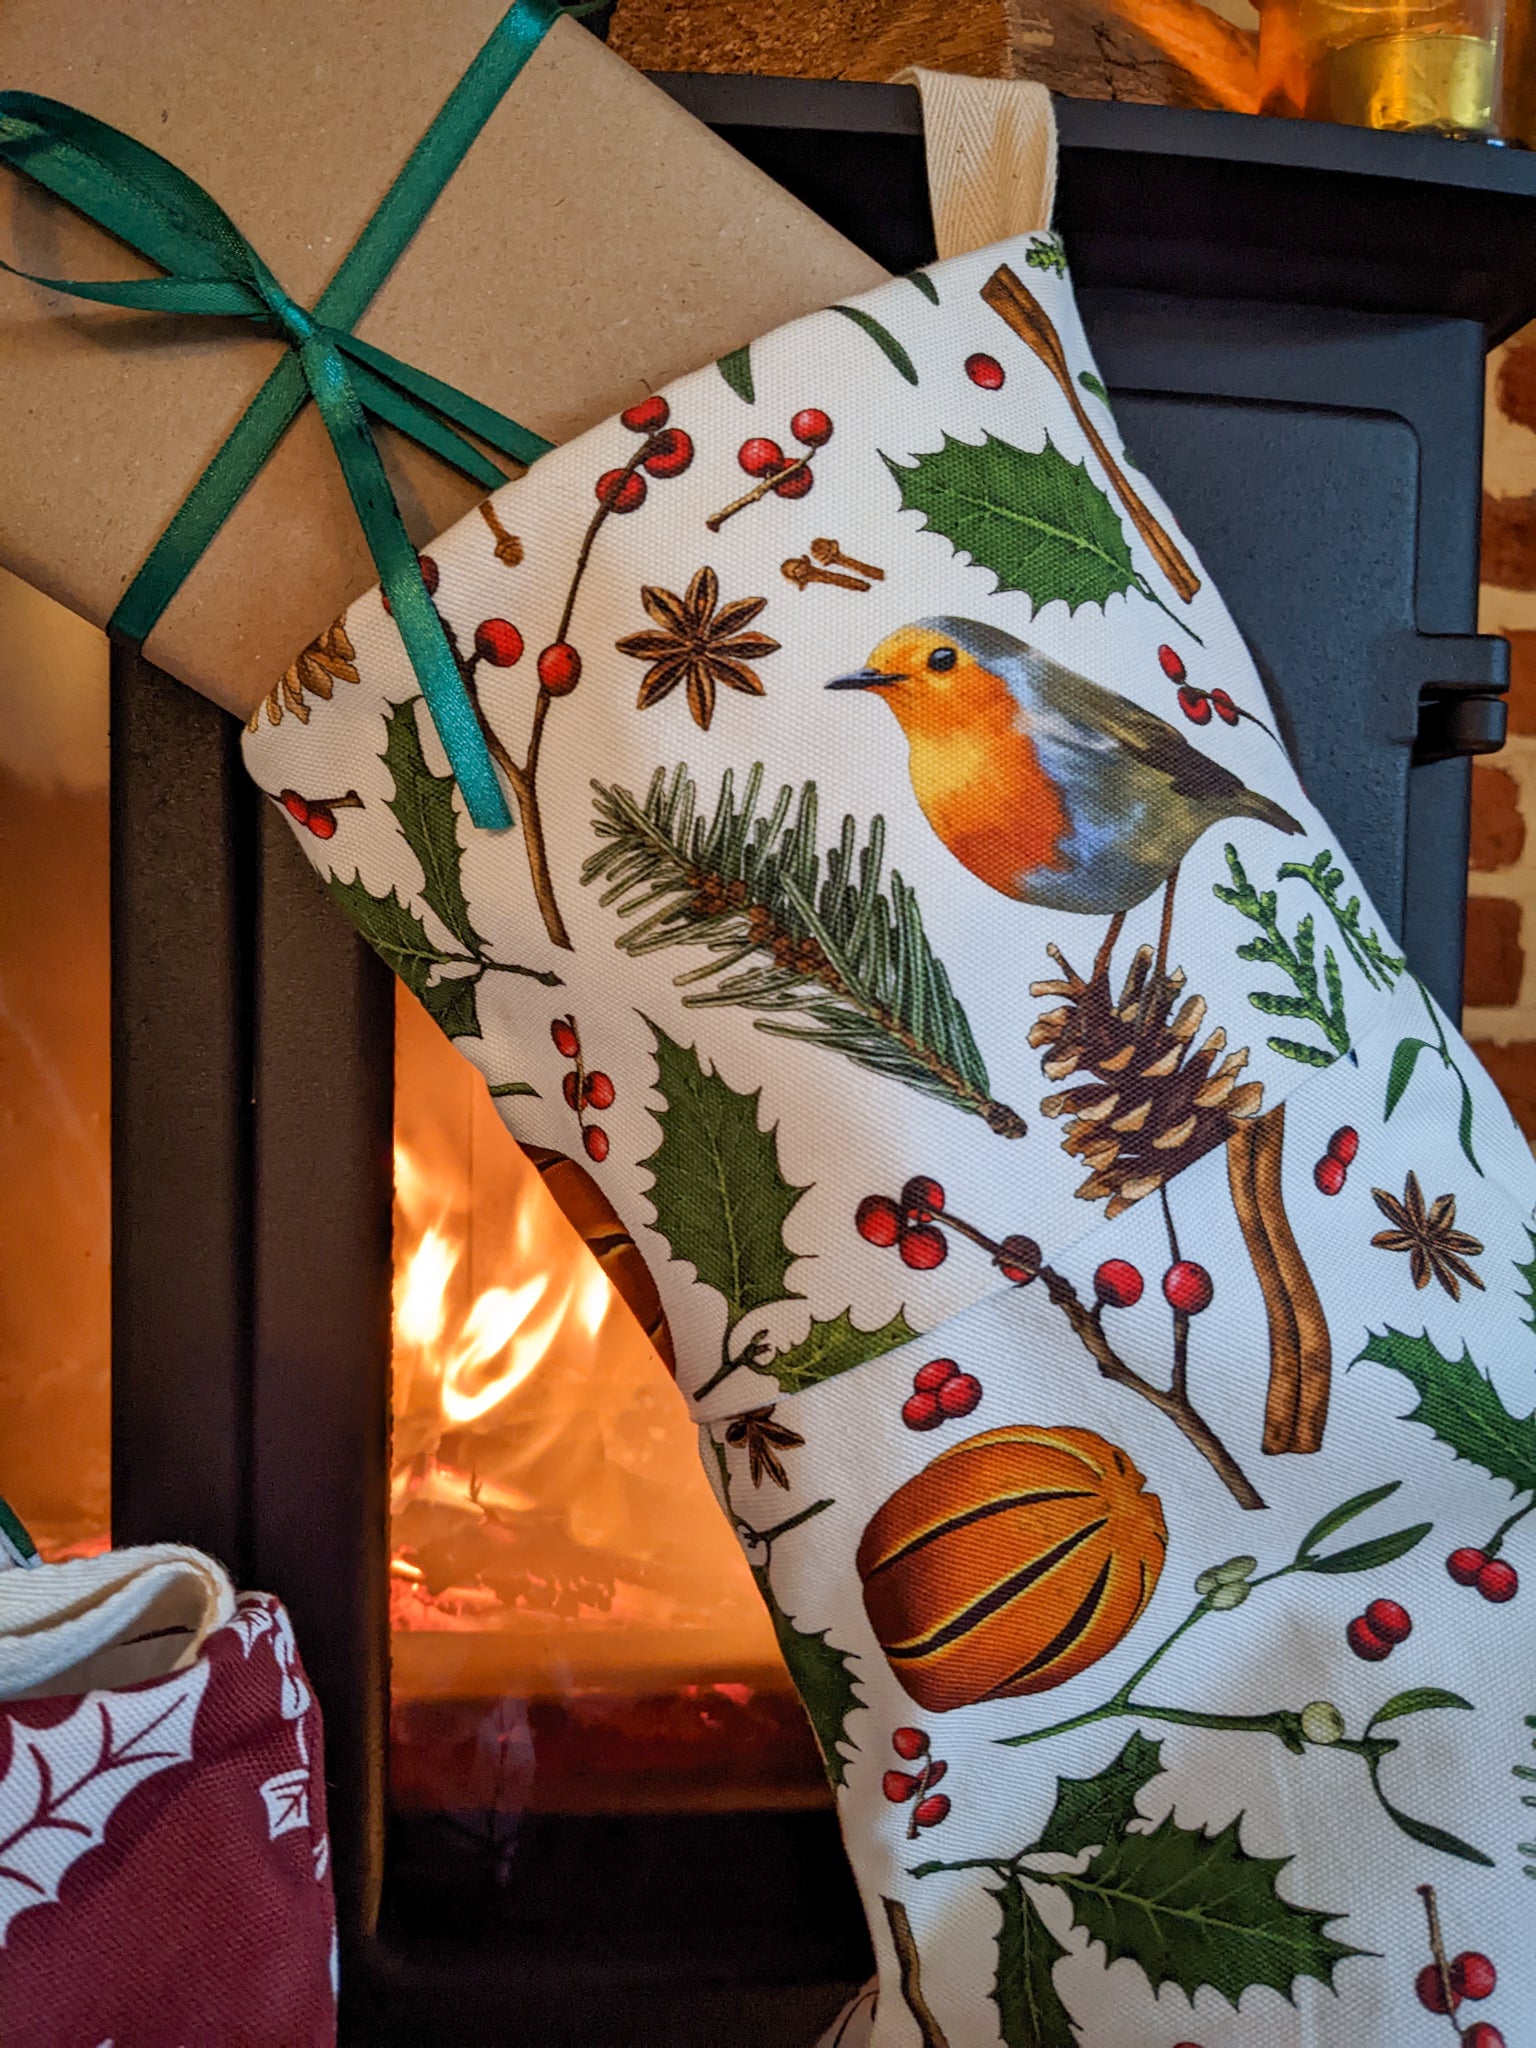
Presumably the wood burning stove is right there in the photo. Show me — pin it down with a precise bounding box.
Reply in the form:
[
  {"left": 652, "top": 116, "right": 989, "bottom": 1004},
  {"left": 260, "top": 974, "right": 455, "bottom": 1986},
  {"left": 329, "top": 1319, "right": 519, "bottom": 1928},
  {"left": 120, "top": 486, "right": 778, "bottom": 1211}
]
[{"left": 105, "top": 86, "right": 1536, "bottom": 2046}]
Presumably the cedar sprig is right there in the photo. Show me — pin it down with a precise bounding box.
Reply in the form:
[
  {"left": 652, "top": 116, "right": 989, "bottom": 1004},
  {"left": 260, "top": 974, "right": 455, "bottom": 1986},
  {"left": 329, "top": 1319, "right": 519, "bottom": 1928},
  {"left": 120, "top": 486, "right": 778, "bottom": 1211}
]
[
  {"left": 1277, "top": 847, "right": 1405, "bottom": 992},
  {"left": 1215, "top": 844, "right": 1349, "bottom": 1066},
  {"left": 583, "top": 762, "right": 1027, "bottom": 1136}
]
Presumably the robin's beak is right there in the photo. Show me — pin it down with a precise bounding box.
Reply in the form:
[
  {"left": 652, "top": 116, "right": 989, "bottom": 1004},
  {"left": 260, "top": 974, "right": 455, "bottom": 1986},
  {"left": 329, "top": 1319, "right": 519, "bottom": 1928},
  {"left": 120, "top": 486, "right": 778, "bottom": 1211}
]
[{"left": 827, "top": 666, "right": 903, "bottom": 691}]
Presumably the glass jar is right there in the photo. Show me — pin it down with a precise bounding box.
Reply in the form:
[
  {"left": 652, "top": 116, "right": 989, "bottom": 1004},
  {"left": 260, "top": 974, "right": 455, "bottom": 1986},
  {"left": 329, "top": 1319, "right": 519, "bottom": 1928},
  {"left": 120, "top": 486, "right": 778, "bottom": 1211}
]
[{"left": 1259, "top": 0, "right": 1506, "bottom": 139}]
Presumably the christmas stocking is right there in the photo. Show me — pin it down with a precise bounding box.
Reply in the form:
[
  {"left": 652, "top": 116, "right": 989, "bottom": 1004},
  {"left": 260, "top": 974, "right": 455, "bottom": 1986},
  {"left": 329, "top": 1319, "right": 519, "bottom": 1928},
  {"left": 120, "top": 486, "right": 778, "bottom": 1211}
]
[{"left": 245, "top": 75, "right": 1535, "bottom": 2048}]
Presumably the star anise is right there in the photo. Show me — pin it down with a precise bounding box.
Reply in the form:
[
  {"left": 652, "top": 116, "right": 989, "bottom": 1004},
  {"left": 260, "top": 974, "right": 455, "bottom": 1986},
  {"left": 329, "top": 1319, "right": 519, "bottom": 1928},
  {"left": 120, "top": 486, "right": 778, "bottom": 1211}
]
[
  {"left": 616, "top": 566, "right": 778, "bottom": 730},
  {"left": 1370, "top": 1171, "right": 1485, "bottom": 1300},
  {"left": 249, "top": 617, "right": 359, "bottom": 732},
  {"left": 723, "top": 1405, "right": 805, "bottom": 1490}
]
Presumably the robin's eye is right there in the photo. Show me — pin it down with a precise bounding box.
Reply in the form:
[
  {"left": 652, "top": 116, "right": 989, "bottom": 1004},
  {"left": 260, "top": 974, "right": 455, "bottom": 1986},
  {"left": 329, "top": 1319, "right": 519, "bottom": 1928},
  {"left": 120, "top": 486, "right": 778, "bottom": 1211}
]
[{"left": 928, "top": 647, "right": 957, "bottom": 673}]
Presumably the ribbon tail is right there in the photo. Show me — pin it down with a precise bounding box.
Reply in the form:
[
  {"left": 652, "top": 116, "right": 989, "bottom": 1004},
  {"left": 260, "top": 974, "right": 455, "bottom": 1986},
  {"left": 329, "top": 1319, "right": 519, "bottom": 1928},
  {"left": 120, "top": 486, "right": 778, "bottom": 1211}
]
[
  {"left": 302, "top": 340, "right": 512, "bottom": 830},
  {"left": 109, "top": 352, "right": 309, "bottom": 647},
  {"left": 343, "top": 355, "right": 511, "bottom": 494},
  {"left": 342, "top": 333, "right": 552, "bottom": 469}
]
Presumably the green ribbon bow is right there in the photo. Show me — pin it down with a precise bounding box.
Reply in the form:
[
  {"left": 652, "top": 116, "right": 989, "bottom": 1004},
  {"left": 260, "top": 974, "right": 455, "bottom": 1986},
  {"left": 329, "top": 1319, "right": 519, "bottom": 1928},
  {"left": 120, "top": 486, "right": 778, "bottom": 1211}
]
[{"left": 0, "top": 0, "right": 575, "bottom": 827}]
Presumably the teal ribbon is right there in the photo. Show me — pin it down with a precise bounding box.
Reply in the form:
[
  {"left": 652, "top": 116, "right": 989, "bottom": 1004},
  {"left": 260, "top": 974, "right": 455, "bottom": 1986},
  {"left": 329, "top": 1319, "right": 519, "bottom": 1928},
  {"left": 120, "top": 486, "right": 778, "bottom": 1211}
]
[{"left": 0, "top": 1, "right": 573, "bottom": 827}]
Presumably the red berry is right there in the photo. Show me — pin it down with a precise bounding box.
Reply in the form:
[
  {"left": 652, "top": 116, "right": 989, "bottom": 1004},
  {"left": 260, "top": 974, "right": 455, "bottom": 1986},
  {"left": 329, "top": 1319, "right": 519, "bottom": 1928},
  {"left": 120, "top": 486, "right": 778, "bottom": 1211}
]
[
  {"left": 938, "top": 1373, "right": 983, "bottom": 1419},
  {"left": 474, "top": 618, "right": 523, "bottom": 667},
  {"left": 882, "top": 1769, "right": 918, "bottom": 1802},
  {"left": 913, "top": 1793, "right": 951, "bottom": 1828},
  {"left": 562, "top": 1071, "right": 581, "bottom": 1110},
  {"left": 891, "top": 1727, "right": 929, "bottom": 1761},
  {"left": 596, "top": 468, "right": 646, "bottom": 513},
  {"left": 1163, "top": 1261, "right": 1214, "bottom": 1315},
  {"left": 965, "top": 353, "right": 1005, "bottom": 390},
  {"left": 923, "top": 1758, "right": 948, "bottom": 1787},
  {"left": 620, "top": 394, "right": 669, "bottom": 434},
  {"left": 901, "top": 1174, "right": 946, "bottom": 1219},
  {"left": 551, "top": 1018, "right": 580, "bottom": 1059},
  {"left": 418, "top": 554, "right": 440, "bottom": 595},
  {"left": 642, "top": 427, "right": 694, "bottom": 478},
  {"left": 1178, "top": 685, "right": 1212, "bottom": 724},
  {"left": 790, "top": 407, "right": 833, "bottom": 447},
  {"left": 306, "top": 805, "right": 337, "bottom": 841},
  {"left": 1314, "top": 1155, "right": 1346, "bottom": 1197},
  {"left": 1448, "top": 1546, "right": 1489, "bottom": 1586},
  {"left": 772, "top": 466, "right": 813, "bottom": 499},
  {"left": 1095, "top": 1259, "right": 1144, "bottom": 1309},
  {"left": 537, "top": 642, "right": 581, "bottom": 695},
  {"left": 902, "top": 1390, "right": 944, "bottom": 1431},
  {"left": 1211, "top": 688, "right": 1239, "bottom": 725},
  {"left": 1328, "top": 1125, "right": 1359, "bottom": 1165},
  {"left": 1416, "top": 1963, "right": 1461, "bottom": 2014},
  {"left": 279, "top": 789, "right": 309, "bottom": 824},
  {"left": 739, "top": 437, "right": 785, "bottom": 478},
  {"left": 996, "top": 1233, "right": 1041, "bottom": 1285},
  {"left": 912, "top": 1358, "right": 959, "bottom": 1393},
  {"left": 1477, "top": 1556, "right": 1519, "bottom": 1603},
  {"left": 1464, "top": 2023, "right": 1506, "bottom": 2048},
  {"left": 1451, "top": 1953, "right": 1497, "bottom": 2001},
  {"left": 856, "top": 1195, "right": 903, "bottom": 1248},
  {"left": 900, "top": 1226, "right": 948, "bottom": 1271},
  {"left": 1157, "top": 644, "right": 1186, "bottom": 683},
  {"left": 1364, "top": 1597, "right": 1412, "bottom": 1645},
  {"left": 583, "top": 1071, "right": 616, "bottom": 1111},
  {"left": 1346, "top": 1615, "right": 1393, "bottom": 1661},
  {"left": 583, "top": 1125, "right": 610, "bottom": 1163}
]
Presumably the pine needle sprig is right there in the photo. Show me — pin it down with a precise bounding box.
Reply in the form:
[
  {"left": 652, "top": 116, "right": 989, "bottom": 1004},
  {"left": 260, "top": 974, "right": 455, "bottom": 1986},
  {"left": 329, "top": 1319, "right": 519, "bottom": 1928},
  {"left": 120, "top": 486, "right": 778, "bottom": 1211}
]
[
  {"left": 1215, "top": 844, "right": 1349, "bottom": 1067},
  {"left": 1277, "top": 847, "right": 1405, "bottom": 992},
  {"left": 584, "top": 764, "right": 1027, "bottom": 1136}
]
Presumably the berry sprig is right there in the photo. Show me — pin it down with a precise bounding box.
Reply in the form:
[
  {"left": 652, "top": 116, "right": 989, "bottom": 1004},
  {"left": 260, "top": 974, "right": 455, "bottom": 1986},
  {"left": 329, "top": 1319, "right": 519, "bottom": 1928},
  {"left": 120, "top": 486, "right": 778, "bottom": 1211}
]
[
  {"left": 456, "top": 395, "right": 696, "bottom": 952},
  {"left": 1158, "top": 644, "right": 1280, "bottom": 745},
  {"left": 550, "top": 1014, "right": 614, "bottom": 1162},
  {"left": 273, "top": 787, "right": 364, "bottom": 841},
  {"left": 901, "top": 1355, "right": 982, "bottom": 1432},
  {"left": 855, "top": 1172, "right": 1260, "bottom": 1508},
  {"left": 881, "top": 1726, "right": 952, "bottom": 1838},
  {"left": 706, "top": 408, "right": 835, "bottom": 532},
  {"left": 1314, "top": 1123, "right": 1358, "bottom": 1197},
  {"left": 1417, "top": 1883, "right": 1503, "bottom": 2043},
  {"left": 1443, "top": 1479, "right": 1533, "bottom": 1606},
  {"left": 1345, "top": 1596, "right": 1412, "bottom": 1662}
]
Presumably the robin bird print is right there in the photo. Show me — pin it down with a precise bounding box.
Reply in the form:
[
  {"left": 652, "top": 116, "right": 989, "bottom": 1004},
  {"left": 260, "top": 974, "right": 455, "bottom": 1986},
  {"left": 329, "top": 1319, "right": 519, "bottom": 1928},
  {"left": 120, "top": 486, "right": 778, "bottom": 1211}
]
[{"left": 828, "top": 618, "right": 1301, "bottom": 920}]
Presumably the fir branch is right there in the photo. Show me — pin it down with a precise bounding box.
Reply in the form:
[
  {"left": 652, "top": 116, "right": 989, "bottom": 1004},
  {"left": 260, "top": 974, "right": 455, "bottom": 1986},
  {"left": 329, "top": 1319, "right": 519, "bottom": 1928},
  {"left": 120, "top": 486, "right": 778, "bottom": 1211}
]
[
  {"left": 1277, "top": 848, "right": 1405, "bottom": 992},
  {"left": 1215, "top": 845, "right": 1350, "bottom": 1066},
  {"left": 583, "top": 764, "right": 1026, "bottom": 1137}
]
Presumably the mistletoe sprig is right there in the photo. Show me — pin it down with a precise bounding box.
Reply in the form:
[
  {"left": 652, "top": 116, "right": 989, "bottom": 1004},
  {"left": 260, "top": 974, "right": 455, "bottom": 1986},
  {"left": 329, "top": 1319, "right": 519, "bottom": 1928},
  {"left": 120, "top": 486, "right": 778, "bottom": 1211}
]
[
  {"left": 1385, "top": 976, "right": 1484, "bottom": 1176},
  {"left": 971, "top": 1482, "right": 1488, "bottom": 1867},
  {"left": 584, "top": 763, "right": 1027, "bottom": 1137},
  {"left": 1216, "top": 843, "right": 1351, "bottom": 1065}
]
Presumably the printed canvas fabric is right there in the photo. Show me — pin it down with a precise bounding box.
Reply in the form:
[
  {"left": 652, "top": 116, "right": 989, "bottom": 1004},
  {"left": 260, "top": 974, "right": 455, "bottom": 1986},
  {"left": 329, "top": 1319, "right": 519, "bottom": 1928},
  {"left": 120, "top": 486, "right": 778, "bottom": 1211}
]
[
  {"left": 0, "top": 1593, "right": 336, "bottom": 2047},
  {"left": 245, "top": 234, "right": 1536, "bottom": 2047}
]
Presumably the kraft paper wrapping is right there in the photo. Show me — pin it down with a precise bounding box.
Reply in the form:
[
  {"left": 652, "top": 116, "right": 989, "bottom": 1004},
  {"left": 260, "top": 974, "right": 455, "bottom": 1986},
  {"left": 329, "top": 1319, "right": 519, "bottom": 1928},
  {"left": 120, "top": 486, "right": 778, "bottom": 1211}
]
[{"left": 0, "top": 2, "right": 886, "bottom": 719}]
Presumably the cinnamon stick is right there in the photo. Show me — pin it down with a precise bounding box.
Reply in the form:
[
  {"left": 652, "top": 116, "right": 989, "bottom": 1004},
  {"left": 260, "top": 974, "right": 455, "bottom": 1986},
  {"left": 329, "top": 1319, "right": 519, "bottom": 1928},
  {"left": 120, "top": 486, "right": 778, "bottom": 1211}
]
[
  {"left": 980, "top": 265, "right": 1201, "bottom": 605},
  {"left": 1226, "top": 1103, "right": 1332, "bottom": 1455}
]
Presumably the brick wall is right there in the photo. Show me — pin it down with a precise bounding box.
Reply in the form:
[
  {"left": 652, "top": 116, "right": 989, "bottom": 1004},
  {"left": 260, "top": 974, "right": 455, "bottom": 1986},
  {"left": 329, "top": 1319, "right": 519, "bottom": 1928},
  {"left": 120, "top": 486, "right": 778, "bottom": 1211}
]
[{"left": 1471, "top": 329, "right": 1536, "bottom": 1143}]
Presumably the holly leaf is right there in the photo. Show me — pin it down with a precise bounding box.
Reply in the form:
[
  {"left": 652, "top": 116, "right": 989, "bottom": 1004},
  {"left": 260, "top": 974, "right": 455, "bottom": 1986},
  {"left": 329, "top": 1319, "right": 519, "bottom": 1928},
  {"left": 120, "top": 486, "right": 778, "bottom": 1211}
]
[
  {"left": 1048, "top": 1810, "right": 1359, "bottom": 2005},
  {"left": 831, "top": 304, "right": 919, "bottom": 385},
  {"left": 1029, "top": 1731, "right": 1163, "bottom": 1861},
  {"left": 991, "top": 1874, "right": 1080, "bottom": 2047},
  {"left": 381, "top": 698, "right": 484, "bottom": 954},
  {"left": 1518, "top": 1228, "right": 1536, "bottom": 1338},
  {"left": 327, "top": 873, "right": 447, "bottom": 999},
  {"left": 420, "top": 970, "right": 482, "bottom": 1042},
  {"left": 717, "top": 345, "right": 754, "bottom": 404},
  {"left": 883, "top": 434, "right": 1139, "bottom": 617},
  {"left": 640, "top": 1024, "right": 806, "bottom": 1327},
  {"left": 763, "top": 1307, "right": 919, "bottom": 1396},
  {"left": 1358, "top": 1327, "right": 1536, "bottom": 1499},
  {"left": 752, "top": 1566, "right": 862, "bottom": 1786}
]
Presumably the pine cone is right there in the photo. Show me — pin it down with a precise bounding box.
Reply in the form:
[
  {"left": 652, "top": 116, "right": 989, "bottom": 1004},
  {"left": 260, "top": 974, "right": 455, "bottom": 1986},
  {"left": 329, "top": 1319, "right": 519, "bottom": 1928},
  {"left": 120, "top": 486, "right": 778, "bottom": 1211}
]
[
  {"left": 1030, "top": 941, "right": 1264, "bottom": 1217},
  {"left": 249, "top": 618, "right": 359, "bottom": 731}
]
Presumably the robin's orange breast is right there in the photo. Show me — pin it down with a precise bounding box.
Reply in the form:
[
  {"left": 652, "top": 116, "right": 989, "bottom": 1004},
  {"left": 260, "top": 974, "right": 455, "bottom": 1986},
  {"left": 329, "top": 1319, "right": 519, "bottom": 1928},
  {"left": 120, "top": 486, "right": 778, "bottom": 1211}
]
[{"left": 907, "top": 723, "right": 1071, "bottom": 898}]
